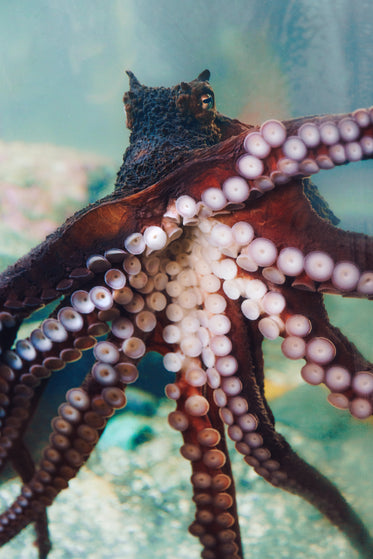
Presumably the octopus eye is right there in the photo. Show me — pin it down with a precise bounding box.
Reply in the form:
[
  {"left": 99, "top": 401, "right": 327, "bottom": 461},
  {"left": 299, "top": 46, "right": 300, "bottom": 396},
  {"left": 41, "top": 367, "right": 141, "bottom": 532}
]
[{"left": 201, "top": 93, "right": 214, "bottom": 110}]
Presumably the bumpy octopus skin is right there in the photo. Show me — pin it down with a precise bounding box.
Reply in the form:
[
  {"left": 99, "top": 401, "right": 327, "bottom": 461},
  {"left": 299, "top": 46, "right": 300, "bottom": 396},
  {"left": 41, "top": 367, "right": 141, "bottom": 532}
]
[{"left": 0, "top": 70, "right": 372, "bottom": 559}]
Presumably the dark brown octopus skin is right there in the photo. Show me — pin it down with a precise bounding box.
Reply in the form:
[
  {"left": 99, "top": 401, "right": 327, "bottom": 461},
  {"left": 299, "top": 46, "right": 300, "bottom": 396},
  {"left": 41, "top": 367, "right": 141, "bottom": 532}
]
[{"left": 0, "top": 70, "right": 372, "bottom": 559}]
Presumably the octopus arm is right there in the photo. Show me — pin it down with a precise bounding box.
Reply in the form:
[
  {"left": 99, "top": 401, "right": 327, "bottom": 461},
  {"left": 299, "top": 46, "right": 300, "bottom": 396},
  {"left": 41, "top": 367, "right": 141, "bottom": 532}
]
[
  {"left": 0, "top": 197, "right": 139, "bottom": 313},
  {"left": 176, "top": 294, "right": 372, "bottom": 557},
  {"left": 276, "top": 444, "right": 373, "bottom": 557},
  {"left": 0, "top": 188, "right": 170, "bottom": 353},
  {"left": 229, "top": 302, "right": 373, "bottom": 557}
]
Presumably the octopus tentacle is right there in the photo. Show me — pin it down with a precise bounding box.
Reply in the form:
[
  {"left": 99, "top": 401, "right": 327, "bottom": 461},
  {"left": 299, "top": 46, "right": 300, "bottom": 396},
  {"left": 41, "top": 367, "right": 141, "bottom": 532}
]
[
  {"left": 279, "top": 287, "right": 373, "bottom": 417},
  {"left": 0, "top": 283, "right": 147, "bottom": 546},
  {"left": 7, "top": 440, "right": 51, "bottom": 559},
  {"left": 0, "top": 198, "right": 139, "bottom": 318},
  {"left": 0, "top": 301, "right": 104, "bottom": 473},
  {"left": 169, "top": 359, "right": 244, "bottom": 559},
  {"left": 182, "top": 178, "right": 372, "bottom": 304},
  {"left": 0, "top": 250, "right": 166, "bottom": 472},
  {"left": 0, "top": 371, "right": 121, "bottom": 548},
  {"left": 225, "top": 305, "right": 373, "bottom": 557},
  {"left": 0, "top": 231, "right": 180, "bottom": 551},
  {"left": 155, "top": 210, "right": 371, "bottom": 556},
  {"left": 164, "top": 278, "right": 372, "bottom": 557},
  {"left": 271, "top": 446, "right": 373, "bottom": 558}
]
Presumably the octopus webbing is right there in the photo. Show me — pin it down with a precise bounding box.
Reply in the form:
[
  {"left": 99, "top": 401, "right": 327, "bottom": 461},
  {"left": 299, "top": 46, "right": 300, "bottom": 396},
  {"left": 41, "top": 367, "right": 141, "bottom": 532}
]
[{"left": 0, "top": 70, "right": 372, "bottom": 559}]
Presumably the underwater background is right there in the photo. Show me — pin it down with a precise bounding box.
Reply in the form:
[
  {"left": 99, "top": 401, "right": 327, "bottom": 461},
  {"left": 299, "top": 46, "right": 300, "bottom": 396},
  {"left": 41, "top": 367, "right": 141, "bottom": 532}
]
[{"left": 0, "top": 1, "right": 372, "bottom": 558}]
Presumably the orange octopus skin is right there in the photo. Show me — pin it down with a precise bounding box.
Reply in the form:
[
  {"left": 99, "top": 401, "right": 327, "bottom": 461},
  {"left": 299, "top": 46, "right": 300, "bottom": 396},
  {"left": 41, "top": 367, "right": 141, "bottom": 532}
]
[{"left": 0, "top": 71, "right": 372, "bottom": 559}]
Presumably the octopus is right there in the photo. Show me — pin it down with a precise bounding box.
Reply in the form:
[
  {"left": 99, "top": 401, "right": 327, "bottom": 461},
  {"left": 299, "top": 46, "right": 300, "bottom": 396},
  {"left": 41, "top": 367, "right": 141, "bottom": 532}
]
[{"left": 0, "top": 69, "right": 372, "bottom": 559}]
